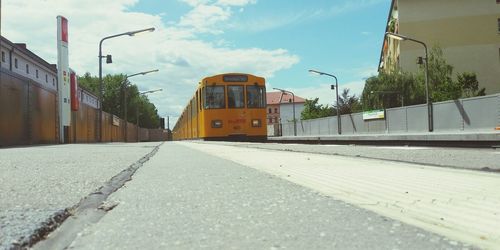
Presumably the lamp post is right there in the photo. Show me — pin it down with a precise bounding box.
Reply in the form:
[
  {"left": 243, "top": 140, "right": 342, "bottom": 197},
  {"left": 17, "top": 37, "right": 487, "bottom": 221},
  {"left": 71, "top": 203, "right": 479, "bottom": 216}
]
[
  {"left": 121, "top": 69, "right": 159, "bottom": 142},
  {"left": 308, "top": 69, "right": 341, "bottom": 135},
  {"left": 137, "top": 88, "right": 163, "bottom": 142},
  {"left": 98, "top": 27, "right": 155, "bottom": 142},
  {"left": 273, "top": 88, "right": 296, "bottom": 136},
  {"left": 385, "top": 32, "right": 433, "bottom": 132}
]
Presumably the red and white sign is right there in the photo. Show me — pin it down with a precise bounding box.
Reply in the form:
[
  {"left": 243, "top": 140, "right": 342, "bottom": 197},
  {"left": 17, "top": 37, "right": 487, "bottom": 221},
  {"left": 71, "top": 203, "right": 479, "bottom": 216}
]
[
  {"left": 70, "top": 70, "right": 79, "bottom": 111},
  {"left": 57, "top": 16, "right": 71, "bottom": 142},
  {"left": 61, "top": 17, "right": 68, "bottom": 43}
]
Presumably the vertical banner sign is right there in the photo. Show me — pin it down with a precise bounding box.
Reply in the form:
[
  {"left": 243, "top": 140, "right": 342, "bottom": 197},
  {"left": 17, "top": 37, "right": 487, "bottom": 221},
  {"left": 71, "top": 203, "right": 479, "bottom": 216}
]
[
  {"left": 57, "top": 16, "right": 71, "bottom": 142},
  {"left": 70, "top": 69, "right": 79, "bottom": 111}
]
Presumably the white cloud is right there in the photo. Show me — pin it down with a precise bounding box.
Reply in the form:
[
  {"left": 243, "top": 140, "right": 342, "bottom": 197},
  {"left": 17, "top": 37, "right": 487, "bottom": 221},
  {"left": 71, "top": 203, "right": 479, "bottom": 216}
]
[
  {"left": 180, "top": 0, "right": 212, "bottom": 7},
  {"left": 1, "top": 0, "right": 299, "bottom": 125},
  {"left": 232, "top": 11, "right": 310, "bottom": 33},
  {"left": 216, "top": 0, "right": 257, "bottom": 6},
  {"left": 179, "top": 4, "right": 231, "bottom": 34}
]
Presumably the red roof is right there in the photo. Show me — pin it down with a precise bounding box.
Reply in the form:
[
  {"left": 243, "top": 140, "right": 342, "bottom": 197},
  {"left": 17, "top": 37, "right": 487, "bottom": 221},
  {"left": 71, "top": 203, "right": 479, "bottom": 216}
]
[{"left": 267, "top": 92, "right": 306, "bottom": 105}]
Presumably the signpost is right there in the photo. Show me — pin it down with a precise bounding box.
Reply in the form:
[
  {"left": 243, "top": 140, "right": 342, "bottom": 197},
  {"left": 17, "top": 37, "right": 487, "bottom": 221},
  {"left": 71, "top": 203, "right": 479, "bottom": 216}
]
[{"left": 57, "top": 16, "right": 71, "bottom": 143}]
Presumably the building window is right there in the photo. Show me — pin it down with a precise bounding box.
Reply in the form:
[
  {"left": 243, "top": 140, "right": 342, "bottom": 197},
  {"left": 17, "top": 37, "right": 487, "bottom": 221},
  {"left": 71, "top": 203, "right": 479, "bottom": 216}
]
[
  {"left": 498, "top": 18, "right": 500, "bottom": 33},
  {"left": 274, "top": 108, "right": 278, "bottom": 113},
  {"left": 52, "top": 78, "right": 55, "bottom": 86},
  {"left": 1, "top": 51, "right": 5, "bottom": 62},
  {"left": 36, "top": 69, "right": 39, "bottom": 78},
  {"left": 14, "top": 58, "right": 18, "bottom": 68},
  {"left": 45, "top": 74, "right": 48, "bottom": 83},
  {"left": 26, "top": 64, "right": 29, "bottom": 74},
  {"left": 268, "top": 108, "right": 271, "bottom": 113}
]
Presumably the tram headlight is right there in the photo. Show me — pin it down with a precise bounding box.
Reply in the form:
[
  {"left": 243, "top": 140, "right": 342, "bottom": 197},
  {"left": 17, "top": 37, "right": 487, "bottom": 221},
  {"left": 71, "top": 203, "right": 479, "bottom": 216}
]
[
  {"left": 251, "top": 119, "right": 261, "bottom": 127},
  {"left": 211, "top": 120, "right": 223, "bottom": 128}
]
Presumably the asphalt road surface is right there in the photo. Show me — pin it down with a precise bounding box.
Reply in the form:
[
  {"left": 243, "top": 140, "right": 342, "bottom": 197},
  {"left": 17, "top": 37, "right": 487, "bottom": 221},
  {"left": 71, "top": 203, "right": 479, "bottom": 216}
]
[
  {"left": 37, "top": 142, "right": 498, "bottom": 249},
  {"left": 3, "top": 142, "right": 499, "bottom": 249},
  {"left": 0, "top": 143, "right": 161, "bottom": 249}
]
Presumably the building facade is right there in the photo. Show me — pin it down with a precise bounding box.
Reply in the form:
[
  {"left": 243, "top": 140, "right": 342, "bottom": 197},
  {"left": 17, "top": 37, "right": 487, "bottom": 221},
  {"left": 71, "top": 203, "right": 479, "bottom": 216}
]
[
  {"left": 1, "top": 36, "right": 58, "bottom": 91},
  {"left": 1, "top": 36, "right": 100, "bottom": 145},
  {"left": 266, "top": 92, "right": 306, "bottom": 125},
  {"left": 1, "top": 36, "right": 59, "bottom": 145},
  {"left": 379, "top": 0, "right": 500, "bottom": 94}
]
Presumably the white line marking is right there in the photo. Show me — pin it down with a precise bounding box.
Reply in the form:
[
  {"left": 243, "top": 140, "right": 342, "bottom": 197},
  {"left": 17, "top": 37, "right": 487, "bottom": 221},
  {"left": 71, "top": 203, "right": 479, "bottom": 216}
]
[{"left": 181, "top": 142, "right": 500, "bottom": 249}]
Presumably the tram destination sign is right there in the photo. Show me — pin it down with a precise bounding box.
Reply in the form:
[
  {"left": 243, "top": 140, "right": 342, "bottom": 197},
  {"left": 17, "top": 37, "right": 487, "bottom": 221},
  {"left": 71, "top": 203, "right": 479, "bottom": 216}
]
[{"left": 223, "top": 75, "right": 248, "bottom": 82}]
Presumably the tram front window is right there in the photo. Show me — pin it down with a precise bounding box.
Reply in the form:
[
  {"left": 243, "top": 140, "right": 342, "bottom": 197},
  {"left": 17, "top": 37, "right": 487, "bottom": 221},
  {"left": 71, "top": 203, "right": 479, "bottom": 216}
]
[
  {"left": 204, "top": 86, "right": 225, "bottom": 109},
  {"left": 246, "top": 86, "right": 265, "bottom": 108},
  {"left": 228, "top": 86, "right": 244, "bottom": 108}
]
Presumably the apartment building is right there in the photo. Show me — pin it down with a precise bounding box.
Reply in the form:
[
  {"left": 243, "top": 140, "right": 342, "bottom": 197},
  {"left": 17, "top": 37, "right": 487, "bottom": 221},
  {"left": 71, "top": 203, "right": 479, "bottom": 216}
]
[
  {"left": 379, "top": 0, "right": 500, "bottom": 94},
  {"left": 1, "top": 36, "right": 58, "bottom": 90},
  {"left": 266, "top": 92, "right": 306, "bottom": 125}
]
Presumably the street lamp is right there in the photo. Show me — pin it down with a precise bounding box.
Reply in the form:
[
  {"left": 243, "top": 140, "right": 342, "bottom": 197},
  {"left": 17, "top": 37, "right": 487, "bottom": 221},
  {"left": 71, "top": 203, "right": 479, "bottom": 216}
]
[
  {"left": 121, "top": 69, "right": 159, "bottom": 142},
  {"left": 98, "top": 27, "right": 155, "bottom": 142},
  {"left": 136, "top": 88, "right": 163, "bottom": 142},
  {"left": 385, "top": 32, "right": 433, "bottom": 132},
  {"left": 308, "top": 69, "right": 341, "bottom": 135},
  {"left": 273, "top": 88, "right": 296, "bottom": 136},
  {"left": 139, "top": 89, "right": 163, "bottom": 95}
]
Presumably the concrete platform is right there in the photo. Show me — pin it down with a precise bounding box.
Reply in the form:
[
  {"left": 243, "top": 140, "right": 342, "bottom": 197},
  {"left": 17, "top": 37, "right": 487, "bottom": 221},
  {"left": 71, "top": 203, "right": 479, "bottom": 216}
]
[{"left": 268, "top": 131, "right": 500, "bottom": 146}]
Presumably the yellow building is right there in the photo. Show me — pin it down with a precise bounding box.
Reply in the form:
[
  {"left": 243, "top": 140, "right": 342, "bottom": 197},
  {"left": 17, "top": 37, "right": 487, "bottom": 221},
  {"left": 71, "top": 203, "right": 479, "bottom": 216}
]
[{"left": 379, "top": 0, "right": 500, "bottom": 94}]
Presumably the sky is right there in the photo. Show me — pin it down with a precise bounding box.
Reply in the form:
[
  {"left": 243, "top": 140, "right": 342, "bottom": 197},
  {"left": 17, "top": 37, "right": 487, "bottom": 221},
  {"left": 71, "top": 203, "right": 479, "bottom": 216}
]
[{"left": 1, "top": 0, "right": 391, "bottom": 126}]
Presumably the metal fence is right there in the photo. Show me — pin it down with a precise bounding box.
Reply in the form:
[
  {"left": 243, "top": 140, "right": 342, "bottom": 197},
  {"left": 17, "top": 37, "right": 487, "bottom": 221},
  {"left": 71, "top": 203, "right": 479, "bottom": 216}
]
[
  {"left": 1, "top": 68, "right": 168, "bottom": 147},
  {"left": 0, "top": 69, "right": 57, "bottom": 146},
  {"left": 280, "top": 94, "right": 500, "bottom": 136}
]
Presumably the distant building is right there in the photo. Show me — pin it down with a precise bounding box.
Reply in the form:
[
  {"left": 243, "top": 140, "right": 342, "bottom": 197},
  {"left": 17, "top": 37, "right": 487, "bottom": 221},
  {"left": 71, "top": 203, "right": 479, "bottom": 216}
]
[
  {"left": 1, "top": 36, "right": 58, "bottom": 91},
  {"left": 266, "top": 92, "right": 306, "bottom": 125},
  {"left": 379, "top": 0, "right": 500, "bottom": 94}
]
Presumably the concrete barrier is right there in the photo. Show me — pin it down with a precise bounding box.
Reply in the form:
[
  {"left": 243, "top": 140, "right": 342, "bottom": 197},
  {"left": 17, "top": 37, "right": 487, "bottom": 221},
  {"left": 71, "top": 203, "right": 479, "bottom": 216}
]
[{"left": 280, "top": 94, "right": 500, "bottom": 136}]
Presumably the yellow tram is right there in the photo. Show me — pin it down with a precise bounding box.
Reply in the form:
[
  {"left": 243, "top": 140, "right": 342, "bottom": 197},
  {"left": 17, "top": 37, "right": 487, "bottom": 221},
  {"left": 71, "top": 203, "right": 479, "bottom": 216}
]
[{"left": 173, "top": 73, "right": 267, "bottom": 141}]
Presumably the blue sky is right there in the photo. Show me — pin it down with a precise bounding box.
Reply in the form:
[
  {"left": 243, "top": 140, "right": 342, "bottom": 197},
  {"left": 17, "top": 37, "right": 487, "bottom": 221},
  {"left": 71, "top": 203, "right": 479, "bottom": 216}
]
[
  {"left": 131, "top": 0, "right": 390, "bottom": 93},
  {"left": 2, "top": 0, "right": 391, "bottom": 123}
]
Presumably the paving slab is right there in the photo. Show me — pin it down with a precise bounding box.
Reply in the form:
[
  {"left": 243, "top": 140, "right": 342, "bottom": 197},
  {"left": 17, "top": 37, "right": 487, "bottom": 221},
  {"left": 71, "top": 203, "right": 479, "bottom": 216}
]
[
  {"left": 64, "top": 142, "right": 470, "bottom": 250},
  {"left": 0, "top": 143, "right": 160, "bottom": 249},
  {"left": 205, "top": 141, "right": 500, "bottom": 171}
]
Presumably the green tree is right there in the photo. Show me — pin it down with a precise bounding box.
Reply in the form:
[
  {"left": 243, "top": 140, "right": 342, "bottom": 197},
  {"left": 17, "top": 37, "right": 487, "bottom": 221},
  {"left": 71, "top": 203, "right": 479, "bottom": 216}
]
[
  {"left": 77, "top": 73, "right": 161, "bottom": 129},
  {"left": 362, "top": 45, "right": 486, "bottom": 110},
  {"left": 336, "top": 88, "right": 362, "bottom": 115},
  {"left": 361, "top": 72, "right": 424, "bottom": 110},
  {"left": 300, "top": 98, "right": 333, "bottom": 120},
  {"left": 425, "top": 46, "right": 462, "bottom": 102},
  {"left": 457, "top": 72, "right": 486, "bottom": 98}
]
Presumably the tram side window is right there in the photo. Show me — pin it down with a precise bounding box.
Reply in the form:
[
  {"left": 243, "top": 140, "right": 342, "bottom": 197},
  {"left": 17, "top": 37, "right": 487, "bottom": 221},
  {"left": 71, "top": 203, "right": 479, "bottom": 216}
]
[
  {"left": 197, "top": 90, "right": 200, "bottom": 111},
  {"left": 204, "top": 86, "right": 225, "bottom": 109},
  {"left": 191, "top": 99, "right": 196, "bottom": 116},
  {"left": 199, "top": 89, "right": 202, "bottom": 111},
  {"left": 246, "top": 86, "right": 266, "bottom": 108},
  {"left": 228, "top": 86, "right": 244, "bottom": 108}
]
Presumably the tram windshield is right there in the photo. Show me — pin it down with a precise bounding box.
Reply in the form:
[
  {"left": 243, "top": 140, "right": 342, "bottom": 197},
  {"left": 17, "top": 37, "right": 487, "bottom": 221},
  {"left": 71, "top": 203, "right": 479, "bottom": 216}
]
[
  {"left": 228, "top": 86, "right": 245, "bottom": 108},
  {"left": 204, "top": 86, "right": 225, "bottom": 109},
  {"left": 246, "top": 86, "right": 266, "bottom": 108}
]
